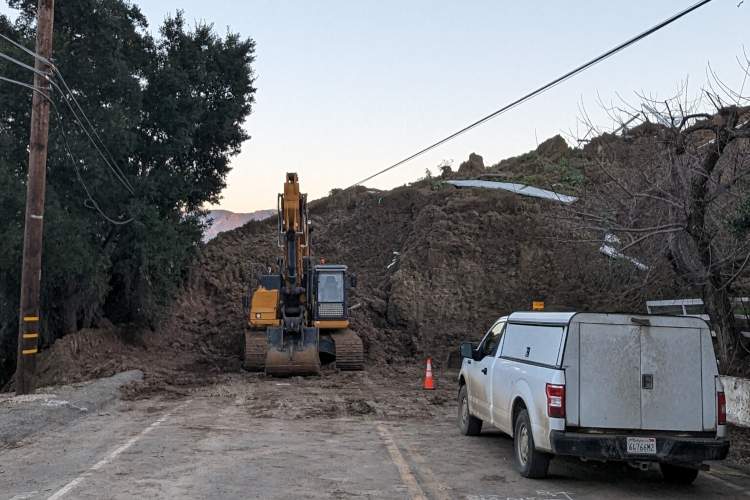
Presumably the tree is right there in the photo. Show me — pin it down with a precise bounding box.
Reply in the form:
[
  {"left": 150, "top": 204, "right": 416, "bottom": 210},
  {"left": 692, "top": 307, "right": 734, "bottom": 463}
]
[
  {"left": 0, "top": 0, "right": 256, "bottom": 382},
  {"left": 570, "top": 78, "right": 750, "bottom": 371}
]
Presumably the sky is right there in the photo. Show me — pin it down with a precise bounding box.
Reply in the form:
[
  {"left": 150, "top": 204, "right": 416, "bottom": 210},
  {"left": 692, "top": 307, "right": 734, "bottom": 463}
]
[{"left": 2, "top": 0, "right": 749, "bottom": 212}]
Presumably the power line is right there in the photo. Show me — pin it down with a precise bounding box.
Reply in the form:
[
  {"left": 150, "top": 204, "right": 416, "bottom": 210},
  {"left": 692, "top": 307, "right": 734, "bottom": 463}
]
[
  {"left": 0, "top": 73, "right": 134, "bottom": 224},
  {"left": 351, "top": 0, "right": 713, "bottom": 187},
  {"left": 0, "top": 49, "right": 48, "bottom": 78},
  {"left": 0, "top": 59, "right": 136, "bottom": 224},
  {"left": 53, "top": 70, "right": 135, "bottom": 194},
  {"left": 0, "top": 37, "right": 136, "bottom": 195},
  {"left": 0, "top": 33, "right": 53, "bottom": 67},
  {"left": 0, "top": 43, "right": 135, "bottom": 223},
  {"left": 47, "top": 75, "right": 137, "bottom": 195},
  {"left": 48, "top": 94, "right": 134, "bottom": 225},
  {"left": 0, "top": 74, "right": 46, "bottom": 92},
  {"left": 1, "top": 48, "right": 137, "bottom": 195},
  {"left": 0, "top": 52, "right": 136, "bottom": 194}
]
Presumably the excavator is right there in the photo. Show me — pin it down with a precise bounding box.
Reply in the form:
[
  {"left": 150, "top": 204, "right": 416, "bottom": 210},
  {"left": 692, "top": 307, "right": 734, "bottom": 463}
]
[{"left": 242, "top": 173, "right": 364, "bottom": 376}]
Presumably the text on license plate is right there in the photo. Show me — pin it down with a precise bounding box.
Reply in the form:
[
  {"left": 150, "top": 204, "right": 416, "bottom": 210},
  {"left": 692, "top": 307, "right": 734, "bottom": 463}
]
[{"left": 627, "top": 437, "right": 656, "bottom": 454}]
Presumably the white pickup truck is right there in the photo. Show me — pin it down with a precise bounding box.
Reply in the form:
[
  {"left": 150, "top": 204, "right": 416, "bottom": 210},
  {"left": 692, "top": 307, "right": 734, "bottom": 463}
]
[{"left": 457, "top": 312, "right": 729, "bottom": 484}]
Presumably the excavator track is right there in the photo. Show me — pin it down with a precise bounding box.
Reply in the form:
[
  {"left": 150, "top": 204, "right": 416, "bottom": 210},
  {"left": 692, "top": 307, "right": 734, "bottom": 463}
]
[
  {"left": 331, "top": 329, "right": 364, "bottom": 371},
  {"left": 244, "top": 330, "right": 268, "bottom": 371}
]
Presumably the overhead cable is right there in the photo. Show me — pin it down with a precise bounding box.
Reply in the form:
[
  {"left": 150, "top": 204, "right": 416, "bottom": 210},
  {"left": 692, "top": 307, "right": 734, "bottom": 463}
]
[
  {"left": 0, "top": 33, "right": 53, "bottom": 67},
  {"left": 0, "top": 49, "right": 49, "bottom": 78},
  {"left": 0, "top": 74, "right": 47, "bottom": 92},
  {"left": 0, "top": 71, "right": 133, "bottom": 224},
  {"left": 0, "top": 76, "right": 134, "bottom": 224},
  {"left": 47, "top": 76, "right": 136, "bottom": 195},
  {"left": 53, "top": 70, "right": 135, "bottom": 194},
  {"left": 350, "top": 0, "right": 713, "bottom": 187},
  {"left": 0, "top": 39, "right": 136, "bottom": 195},
  {"left": 48, "top": 94, "right": 134, "bottom": 225}
]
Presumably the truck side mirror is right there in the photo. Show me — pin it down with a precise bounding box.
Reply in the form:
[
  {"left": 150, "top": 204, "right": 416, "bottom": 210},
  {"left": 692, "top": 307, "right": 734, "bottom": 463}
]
[
  {"left": 460, "top": 342, "right": 473, "bottom": 358},
  {"left": 350, "top": 276, "right": 358, "bottom": 288},
  {"left": 242, "top": 296, "right": 250, "bottom": 309}
]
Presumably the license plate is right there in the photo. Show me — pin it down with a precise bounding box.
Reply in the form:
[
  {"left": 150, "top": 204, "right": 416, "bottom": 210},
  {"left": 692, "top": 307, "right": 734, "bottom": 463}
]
[{"left": 627, "top": 437, "right": 656, "bottom": 455}]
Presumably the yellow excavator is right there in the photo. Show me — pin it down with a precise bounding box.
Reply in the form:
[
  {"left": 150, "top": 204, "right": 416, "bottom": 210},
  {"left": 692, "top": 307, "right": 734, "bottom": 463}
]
[{"left": 242, "top": 173, "right": 364, "bottom": 376}]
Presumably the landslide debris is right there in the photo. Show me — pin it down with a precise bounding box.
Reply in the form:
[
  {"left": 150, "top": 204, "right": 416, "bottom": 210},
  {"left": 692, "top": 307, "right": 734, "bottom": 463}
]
[
  {"left": 456, "top": 152, "right": 486, "bottom": 177},
  {"left": 30, "top": 137, "right": 675, "bottom": 392}
]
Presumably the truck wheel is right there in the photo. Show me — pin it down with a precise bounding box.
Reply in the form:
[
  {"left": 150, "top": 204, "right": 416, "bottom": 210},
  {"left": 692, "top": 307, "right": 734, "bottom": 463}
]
[
  {"left": 514, "top": 409, "right": 551, "bottom": 479},
  {"left": 457, "top": 385, "right": 482, "bottom": 436},
  {"left": 659, "top": 463, "right": 699, "bottom": 485}
]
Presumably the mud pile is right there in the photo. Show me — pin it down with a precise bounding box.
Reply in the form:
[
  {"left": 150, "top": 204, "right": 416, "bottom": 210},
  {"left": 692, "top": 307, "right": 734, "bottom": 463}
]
[
  {"left": 311, "top": 185, "right": 644, "bottom": 366},
  {"left": 33, "top": 137, "right": 674, "bottom": 390}
]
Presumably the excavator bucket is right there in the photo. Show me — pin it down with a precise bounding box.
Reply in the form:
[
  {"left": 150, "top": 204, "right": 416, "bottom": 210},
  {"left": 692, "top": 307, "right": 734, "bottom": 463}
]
[{"left": 265, "top": 326, "right": 321, "bottom": 376}]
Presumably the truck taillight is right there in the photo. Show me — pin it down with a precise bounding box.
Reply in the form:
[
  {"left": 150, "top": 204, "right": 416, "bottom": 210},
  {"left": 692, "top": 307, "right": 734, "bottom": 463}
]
[
  {"left": 546, "top": 384, "right": 565, "bottom": 418},
  {"left": 718, "top": 392, "right": 726, "bottom": 425}
]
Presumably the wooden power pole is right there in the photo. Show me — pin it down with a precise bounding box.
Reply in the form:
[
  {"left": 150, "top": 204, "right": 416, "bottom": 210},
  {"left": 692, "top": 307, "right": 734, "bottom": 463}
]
[{"left": 15, "top": 0, "right": 55, "bottom": 395}]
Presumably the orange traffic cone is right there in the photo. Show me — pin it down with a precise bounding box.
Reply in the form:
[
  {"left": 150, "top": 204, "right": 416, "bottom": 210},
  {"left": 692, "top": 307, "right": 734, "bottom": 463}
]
[{"left": 424, "top": 359, "right": 435, "bottom": 390}]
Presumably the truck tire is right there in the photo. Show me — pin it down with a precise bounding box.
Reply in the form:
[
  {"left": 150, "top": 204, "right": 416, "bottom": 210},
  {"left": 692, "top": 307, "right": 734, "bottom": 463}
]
[
  {"left": 659, "top": 463, "right": 699, "bottom": 485},
  {"left": 514, "top": 409, "right": 551, "bottom": 479},
  {"left": 457, "top": 385, "right": 483, "bottom": 436}
]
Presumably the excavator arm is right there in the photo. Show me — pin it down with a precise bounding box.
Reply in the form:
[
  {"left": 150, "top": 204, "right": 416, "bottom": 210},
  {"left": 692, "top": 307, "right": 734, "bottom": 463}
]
[
  {"left": 245, "top": 173, "right": 362, "bottom": 375},
  {"left": 260, "top": 173, "right": 319, "bottom": 375}
]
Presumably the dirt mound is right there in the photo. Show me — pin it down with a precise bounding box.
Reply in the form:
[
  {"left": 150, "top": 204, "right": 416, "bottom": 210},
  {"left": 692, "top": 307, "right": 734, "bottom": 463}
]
[
  {"left": 483, "top": 135, "right": 583, "bottom": 194},
  {"left": 533, "top": 135, "right": 570, "bottom": 162},
  {"left": 456, "top": 152, "right": 485, "bottom": 178},
  {"left": 312, "top": 185, "right": 636, "bottom": 366},
  {"left": 33, "top": 143, "right": 675, "bottom": 393},
  {"left": 34, "top": 318, "right": 222, "bottom": 397}
]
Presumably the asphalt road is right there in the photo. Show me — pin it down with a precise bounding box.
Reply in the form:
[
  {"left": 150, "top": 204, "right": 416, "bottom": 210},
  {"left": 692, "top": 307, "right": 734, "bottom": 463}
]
[{"left": 1, "top": 370, "right": 749, "bottom": 499}]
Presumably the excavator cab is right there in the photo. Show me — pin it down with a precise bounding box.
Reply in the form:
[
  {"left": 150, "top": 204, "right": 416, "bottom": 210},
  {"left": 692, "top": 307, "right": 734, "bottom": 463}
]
[{"left": 313, "top": 265, "right": 350, "bottom": 325}]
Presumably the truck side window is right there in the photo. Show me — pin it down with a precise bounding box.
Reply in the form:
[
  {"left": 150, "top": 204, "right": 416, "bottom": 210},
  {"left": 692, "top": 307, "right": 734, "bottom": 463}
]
[{"left": 483, "top": 321, "right": 506, "bottom": 358}]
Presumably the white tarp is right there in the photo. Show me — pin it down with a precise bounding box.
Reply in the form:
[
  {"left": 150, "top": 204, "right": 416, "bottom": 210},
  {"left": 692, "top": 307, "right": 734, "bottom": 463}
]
[
  {"left": 446, "top": 180, "right": 578, "bottom": 204},
  {"left": 599, "top": 233, "right": 648, "bottom": 270}
]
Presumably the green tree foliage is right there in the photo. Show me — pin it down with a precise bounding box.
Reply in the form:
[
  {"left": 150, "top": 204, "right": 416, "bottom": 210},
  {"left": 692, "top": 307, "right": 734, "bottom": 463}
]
[{"left": 0, "top": 0, "right": 256, "bottom": 381}]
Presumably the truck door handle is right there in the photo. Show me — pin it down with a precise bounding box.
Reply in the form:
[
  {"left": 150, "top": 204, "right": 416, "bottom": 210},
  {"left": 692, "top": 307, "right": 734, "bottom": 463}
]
[
  {"left": 481, "top": 368, "right": 487, "bottom": 375},
  {"left": 642, "top": 374, "right": 653, "bottom": 389}
]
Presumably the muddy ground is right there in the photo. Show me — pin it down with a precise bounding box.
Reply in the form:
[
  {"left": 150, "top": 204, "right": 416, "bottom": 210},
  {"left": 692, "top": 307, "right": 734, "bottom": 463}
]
[{"left": 2, "top": 368, "right": 750, "bottom": 500}]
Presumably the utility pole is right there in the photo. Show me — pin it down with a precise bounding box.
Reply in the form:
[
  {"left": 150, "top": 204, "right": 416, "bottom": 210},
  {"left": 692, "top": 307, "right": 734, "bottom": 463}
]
[{"left": 15, "top": 0, "right": 55, "bottom": 395}]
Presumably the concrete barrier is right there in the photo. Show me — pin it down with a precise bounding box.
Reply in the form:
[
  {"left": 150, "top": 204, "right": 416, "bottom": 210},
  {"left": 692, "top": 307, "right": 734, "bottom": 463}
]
[{"left": 721, "top": 376, "right": 750, "bottom": 427}]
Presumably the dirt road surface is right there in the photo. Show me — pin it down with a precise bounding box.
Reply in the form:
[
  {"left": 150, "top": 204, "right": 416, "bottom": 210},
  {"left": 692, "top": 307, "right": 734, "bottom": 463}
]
[{"left": 2, "top": 367, "right": 750, "bottom": 500}]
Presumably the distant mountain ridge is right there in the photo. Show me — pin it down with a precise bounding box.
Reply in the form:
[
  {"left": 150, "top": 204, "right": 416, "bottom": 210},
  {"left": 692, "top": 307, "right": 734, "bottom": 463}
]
[{"left": 204, "top": 209, "right": 275, "bottom": 242}]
